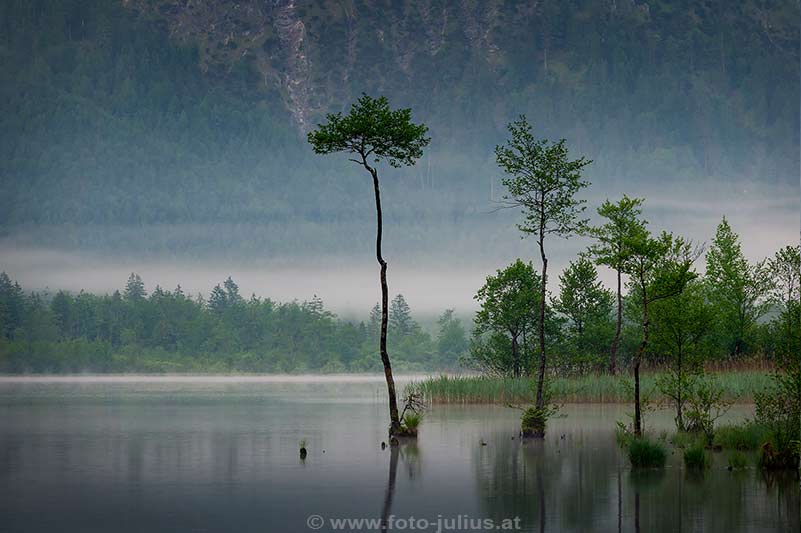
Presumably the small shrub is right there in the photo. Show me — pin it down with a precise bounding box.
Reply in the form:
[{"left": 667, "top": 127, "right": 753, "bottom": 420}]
[
  {"left": 683, "top": 444, "right": 709, "bottom": 469},
  {"left": 685, "top": 377, "right": 731, "bottom": 443},
  {"left": 403, "top": 412, "right": 423, "bottom": 431},
  {"left": 397, "top": 412, "right": 423, "bottom": 437},
  {"left": 727, "top": 451, "right": 748, "bottom": 470},
  {"left": 628, "top": 437, "right": 667, "bottom": 468},
  {"left": 521, "top": 407, "right": 547, "bottom": 437}
]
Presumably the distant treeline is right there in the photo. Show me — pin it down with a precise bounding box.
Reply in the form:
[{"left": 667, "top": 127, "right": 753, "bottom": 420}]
[
  {"left": 0, "top": 274, "right": 467, "bottom": 373},
  {"left": 0, "top": 216, "right": 796, "bottom": 375}
]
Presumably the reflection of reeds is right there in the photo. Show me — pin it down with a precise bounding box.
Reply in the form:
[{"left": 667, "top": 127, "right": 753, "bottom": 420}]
[{"left": 408, "top": 371, "right": 770, "bottom": 404}]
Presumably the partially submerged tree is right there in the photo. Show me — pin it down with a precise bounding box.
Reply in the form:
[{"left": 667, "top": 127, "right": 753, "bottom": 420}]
[
  {"left": 650, "top": 279, "right": 715, "bottom": 431},
  {"left": 496, "top": 116, "right": 591, "bottom": 436},
  {"left": 470, "top": 260, "right": 540, "bottom": 378},
  {"left": 586, "top": 195, "right": 646, "bottom": 374},
  {"left": 308, "top": 94, "right": 430, "bottom": 436},
  {"left": 623, "top": 229, "right": 699, "bottom": 436}
]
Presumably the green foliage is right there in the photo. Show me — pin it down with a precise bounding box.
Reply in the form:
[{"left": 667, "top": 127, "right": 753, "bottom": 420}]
[
  {"left": 495, "top": 115, "right": 591, "bottom": 239},
  {"left": 766, "top": 245, "right": 800, "bottom": 307},
  {"left": 714, "top": 423, "right": 770, "bottom": 451},
  {"left": 469, "top": 260, "right": 541, "bottom": 377},
  {"left": 684, "top": 377, "right": 732, "bottom": 442},
  {"left": 683, "top": 444, "right": 710, "bottom": 469},
  {"left": 411, "top": 371, "right": 770, "bottom": 405},
  {"left": 627, "top": 437, "right": 667, "bottom": 469},
  {"left": 0, "top": 273, "right": 449, "bottom": 373},
  {"left": 552, "top": 258, "right": 614, "bottom": 372},
  {"left": 389, "top": 294, "right": 416, "bottom": 337},
  {"left": 624, "top": 231, "right": 699, "bottom": 307},
  {"left": 436, "top": 310, "right": 468, "bottom": 366},
  {"left": 307, "top": 94, "right": 430, "bottom": 168},
  {"left": 520, "top": 406, "right": 547, "bottom": 436},
  {"left": 705, "top": 218, "right": 771, "bottom": 358},
  {"left": 402, "top": 412, "right": 423, "bottom": 432},
  {"left": 754, "top": 348, "right": 801, "bottom": 469},
  {"left": 587, "top": 196, "right": 647, "bottom": 272}
]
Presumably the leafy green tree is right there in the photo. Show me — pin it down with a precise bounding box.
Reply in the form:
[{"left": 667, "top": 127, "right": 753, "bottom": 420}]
[
  {"left": 754, "top": 298, "right": 800, "bottom": 469},
  {"left": 705, "top": 217, "right": 771, "bottom": 358},
  {"left": 586, "top": 195, "right": 646, "bottom": 373},
  {"left": 552, "top": 257, "right": 614, "bottom": 372},
  {"left": 307, "top": 94, "right": 430, "bottom": 436},
  {"left": 767, "top": 244, "right": 800, "bottom": 308},
  {"left": 623, "top": 229, "right": 698, "bottom": 436},
  {"left": 650, "top": 279, "right": 715, "bottom": 430},
  {"left": 471, "top": 260, "right": 540, "bottom": 378},
  {"left": 495, "top": 116, "right": 591, "bottom": 431}
]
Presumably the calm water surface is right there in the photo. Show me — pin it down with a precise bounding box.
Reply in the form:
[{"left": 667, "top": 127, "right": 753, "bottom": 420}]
[{"left": 0, "top": 376, "right": 797, "bottom": 532}]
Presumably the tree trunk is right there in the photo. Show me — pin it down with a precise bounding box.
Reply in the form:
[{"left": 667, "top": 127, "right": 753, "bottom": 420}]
[
  {"left": 534, "top": 234, "right": 547, "bottom": 413},
  {"left": 610, "top": 268, "right": 622, "bottom": 374},
  {"left": 511, "top": 333, "right": 520, "bottom": 378},
  {"left": 676, "top": 345, "right": 684, "bottom": 431},
  {"left": 370, "top": 167, "right": 401, "bottom": 436},
  {"left": 634, "top": 288, "right": 648, "bottom": 437}
]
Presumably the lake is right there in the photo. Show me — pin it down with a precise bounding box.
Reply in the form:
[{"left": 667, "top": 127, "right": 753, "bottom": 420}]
[{"left": 0, "top": 376, "right": 797, "bottom": 532}]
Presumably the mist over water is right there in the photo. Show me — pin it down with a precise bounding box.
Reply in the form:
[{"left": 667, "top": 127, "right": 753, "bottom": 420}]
[{"left": 2, "top": 181, "right": 797, "bottom": 314}]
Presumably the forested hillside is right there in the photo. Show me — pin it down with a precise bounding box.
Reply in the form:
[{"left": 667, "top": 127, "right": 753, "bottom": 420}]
[{"left": 1, "top": 0, "right": 798, "bottom": 257}]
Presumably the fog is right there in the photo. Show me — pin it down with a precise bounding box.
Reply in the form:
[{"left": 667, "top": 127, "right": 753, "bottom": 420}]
[{"left": 2, "top": 180, "right": 796, "bottom": 317}]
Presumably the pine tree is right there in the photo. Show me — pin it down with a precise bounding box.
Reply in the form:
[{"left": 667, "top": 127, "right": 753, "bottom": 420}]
[
  {"left": 123, "top": 273, "right": 146, "bottom": 302},
  {"left": 389, "top": 294, "right": 415, "bottom": 337}
]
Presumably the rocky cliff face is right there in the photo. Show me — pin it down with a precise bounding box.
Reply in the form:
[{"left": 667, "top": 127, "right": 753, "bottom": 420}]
[{"left": 127, "top": 0, "right": 798, "bottom": 145}]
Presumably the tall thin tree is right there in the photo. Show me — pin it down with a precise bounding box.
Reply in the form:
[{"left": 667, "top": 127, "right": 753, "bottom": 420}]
[
  {"left": 623, "top": 229, "right": 699, "bottom": 436},
  {"left": 308, "top": 95, "right": 430, "bottom": 436},
  {"left": 495, "top": 116, "right": 591, "bottom": 437},
  {"left": 586, "top": 196, "right": 646, "bottom": 374}
]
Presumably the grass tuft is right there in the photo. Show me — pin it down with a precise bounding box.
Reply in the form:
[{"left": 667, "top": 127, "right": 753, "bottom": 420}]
[
  {"left": 727, "top": 451, "right": 748, "bottom": 469},
  {"left": 403, "top": 412, "right": 423, "bottom": 431},
  {"left": 683, "top": 444, "right": 710, "bottom": 469},
  {"left": 628, "top": 437, "right": 667, "bottom": 468}
]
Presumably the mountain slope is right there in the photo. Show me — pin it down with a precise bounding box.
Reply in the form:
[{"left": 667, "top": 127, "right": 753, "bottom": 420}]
[{"left": 0, "top": 0, "right": 798, "bottom": 258}]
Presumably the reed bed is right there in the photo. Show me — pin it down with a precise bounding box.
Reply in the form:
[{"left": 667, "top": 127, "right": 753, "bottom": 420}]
[{"left": 407, "top": 371, "right": 772, "bottom": 404}]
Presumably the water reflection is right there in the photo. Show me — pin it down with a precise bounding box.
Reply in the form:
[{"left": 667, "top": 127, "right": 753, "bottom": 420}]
[
  {"left": 473, "top": 412, "right": 798, "bottom": 532},
  {"left": 381, "top": 445, "right": 400, "bottom": 530},
  {"left": 0, "top": 380, "right": 797, "bottom": 533}
]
